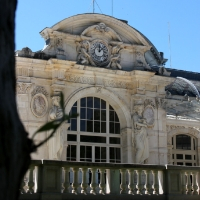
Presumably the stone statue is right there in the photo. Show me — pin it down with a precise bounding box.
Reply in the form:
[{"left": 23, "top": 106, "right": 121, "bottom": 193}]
[
  {"left": 49, "top": 96, "right": 63, "bottom": 120},
  {"left": 49, "top": 95, "right": 64, "bottom": 160},
  {"left": 132, "top": 104, "right": 149, "bottom": 163}
]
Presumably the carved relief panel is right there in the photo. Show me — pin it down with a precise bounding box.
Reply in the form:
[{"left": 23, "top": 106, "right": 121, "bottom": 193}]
[{"left": 31, "top": 86, "right": 48, "bottom": 118}]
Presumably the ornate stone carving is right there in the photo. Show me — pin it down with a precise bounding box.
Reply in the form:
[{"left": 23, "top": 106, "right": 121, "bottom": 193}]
[
  {"left": 103, "top": 79, "right": 132, "bottom": 89},
  {"left": 135, "top": 51, "right": 151, "bottom": 70},
  {"left": 96, "top": 86, "right": 102, "bottom": 93},
  {"left": 106, "top": 45, "right": 122, "bottom": 69},
  {"left": 76, "top": 40, "right": 93, "bottom": 65},
  {"left": 132, "top": 104, "right": 149, "bottom": 164},
  {"left": 16, "top": 82, "right": 32, "bottom": 94},
  {"left": 155, "top": 97, "right": 166, "bottom": 109},
  {"left": 143, "top": 107, "right": 154, "bottom": 127},
  {"left": 49, "top": 96, "right": 63, "bottom": 120},
  {"left": 31, "top": 94, "right": 48, "bottom": 118},
  {"left": 144, "top": 99, "right": 156, "bottom": 109},
  {"left": 65, "top": 74, "right": 95, "bottom": 85},
  {"left": 31, "top": 86, "right": 48, "bottom": 97}
]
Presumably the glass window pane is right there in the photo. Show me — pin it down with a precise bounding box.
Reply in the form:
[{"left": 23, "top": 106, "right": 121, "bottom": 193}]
[
  {"left": 94, "top": 97, "right": 100, "bottom": 108},
  {"left": 87, "top": 97, "right": 93, "bottom": 108},
  {"left": 81, "top": 98, "right": 86, "bottom": 107},
  {"left": 101, "top": 110, "right": 106, "bottom": 121},
  {"left": 110, "top": 137, "right": 120, "bottom": 144},
  {"left": 94, "top": 121, "right": 100, "bottom": 133},
  {"left": 116, "top": 148, "right": 121, "bottom": 160},
  {"left": 73, "top": 101, "right": 77, "bottom": 107},
  {"left": 110, "top": 122, "right": 114, "bottom": 133},
  {"left": 87, "top": 108, "right": 93, "bottom": 120},
  {"left": 115, "top": 123, "right": 120, "bottom": 134},
  {"left": 109, "top": 105, "right": 114, "bottom": 110},
  {"left": 70, "top": 119, "right": 77, "bottom": 131},
  {"left": 80, "top": 146, "right": 85, "bottom": 158},
  {"left": 71, "top": 145, "right": 76, "bottom": 160},
  {"left": 71, "top": 107, "right": 77, "bottom": 114},
  {"left": 115, "top": 112, "right": 119, "bottom": 122},
  {"left": 176, "top": 154, "right": 183, "bottom": 159},
  {"left": 95, "top": 147, "right": 100, "bottom": 159},
  {"left": 110, "top": 111, "right": 114, "bottom": 121},
  {"left": 185, "top": 163, "right": 192, "bottom": 166},
  {"left": 101, "top": 122, "right": 106, "bottom": 133},
  {"left": 80, "top": 108, "right": 86, "bottom": 119},
  {"left": 94, "top": 109, "right": 100, "bottom": 120},
  {"left": 176, "top": 135, "right": 191, "bottom": 150},
  {"left": 67, "top": 134, "right": 77, "bottom": 141},
  {"left": 101, "top": 99, "right": 106, "bottom": 109},
  {"left": 86, "top": 146, "right": 92, "bottom": 159},
  {"left": 80, "top": 120, "right": 86, "bottom": 131},
  {"left": 101, "top": 147, "right": 106, "bottom": 160},
  {"left": 80, "top": 136, "right": 106, "bottom": 143},
  {"left": 110, "top": 147, "right": 114, "bottom": 160},
  {"left": 87, "top": 120, "right": 93, "bottom": 132},
  {"left": 185, "top": 155, "right": 192, "bottom": 160}
]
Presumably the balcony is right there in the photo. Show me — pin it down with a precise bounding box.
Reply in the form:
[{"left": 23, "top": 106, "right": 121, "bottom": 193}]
[{"left": 20, "top": 160, "right": 200, "bottom": 200}]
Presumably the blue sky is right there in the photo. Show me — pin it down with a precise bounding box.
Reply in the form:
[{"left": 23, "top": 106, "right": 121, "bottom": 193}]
[{"left": 16, "top": 0, "right": 200, "bottom": 73}]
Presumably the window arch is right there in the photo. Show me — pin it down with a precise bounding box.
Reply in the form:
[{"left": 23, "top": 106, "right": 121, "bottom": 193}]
[
  {"left": 172, "top": 134, "right": 197, "bottom": 166},
  {"left": 67, "top": 96, "right": 121, "bottom": 163}
]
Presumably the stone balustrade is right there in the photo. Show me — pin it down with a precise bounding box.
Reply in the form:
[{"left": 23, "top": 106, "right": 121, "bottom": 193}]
[{"left": 20, "top": 160, "right": 200, "bottom": 200}]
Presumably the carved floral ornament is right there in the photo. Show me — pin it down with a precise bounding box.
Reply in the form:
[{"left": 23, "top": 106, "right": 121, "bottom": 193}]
[
  {"left": 16, "top": 82, "right": 32, "bottom": 94},
  {"left": 30, "top": 86, "right": 48, "bottom": 118}
]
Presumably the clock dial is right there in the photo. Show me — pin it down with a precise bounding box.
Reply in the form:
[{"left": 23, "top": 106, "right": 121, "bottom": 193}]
[{"left": 90, "top": 40, "right": 109, "bottom": 66}]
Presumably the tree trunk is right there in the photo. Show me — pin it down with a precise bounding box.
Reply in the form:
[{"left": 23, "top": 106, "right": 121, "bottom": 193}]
[{"left": 0, "top": 0, "right": 33, "bottom": 199}]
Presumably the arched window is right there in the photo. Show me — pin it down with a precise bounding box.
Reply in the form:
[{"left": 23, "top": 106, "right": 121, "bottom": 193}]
[
  {"left": 172, "top": 134, "right": 197, "bottom": 166},
  {"left": 67, "top": 97, "right": 121, "bottom": 163}
]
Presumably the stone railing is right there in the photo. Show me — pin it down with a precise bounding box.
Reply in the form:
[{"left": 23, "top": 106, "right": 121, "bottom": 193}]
[{"left": 19, "top": 160, "right": 200, "bottom": 200}]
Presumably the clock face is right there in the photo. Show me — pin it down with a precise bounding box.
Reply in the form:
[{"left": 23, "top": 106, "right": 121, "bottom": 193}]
[{"left": 90, "top": 40, "right": 109, "bottom": 66}]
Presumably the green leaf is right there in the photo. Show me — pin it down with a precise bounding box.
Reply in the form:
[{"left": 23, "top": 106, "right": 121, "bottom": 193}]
[{"left": 35, "top": 120, "right": 61, "bottom": 133}]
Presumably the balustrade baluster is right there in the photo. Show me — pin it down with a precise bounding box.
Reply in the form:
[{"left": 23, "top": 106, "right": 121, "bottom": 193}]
[
  {"left": 186, "top": 172, "right": 192, "bottom": 195},
  {"left": 152, "top": 170, "right": 159, "bottom": 195},
  {"left": 120, "top": 169, "right": 127, "bottom": 194},
  {"left": 128, "top": 169, "right": 136, "bottom": 194},
  {"left": 90, "top": 168, "right": 98, "bottom": 194},
  {"left": 181, "top": 171, "right": 186, "bottom": 194},
  {"left": 192, "top": 172, "right": 198, "bottom": 195},
  {"left": 81, "top": 167, "right": 88, "bottom": 194},
  {"left": 72, "top": 167, "right": 79, "bottom": 194},
  {"left": 63, "top": 166, "right": 70, "bottom": 193},
  {"left": 99, "top": 168, "right": 106, "bottom": 194},
  {"left": 20, "top": 177, "right": 26, "bottom": 194},
  {"left": 136, "top": 170, "right": 143, "bottom": 194},
  {"left": 145, "top": 170, "right": 151, "bottom": 194},
  {"left": 27, "top": 165, "right": 35, "bottom": 194}
]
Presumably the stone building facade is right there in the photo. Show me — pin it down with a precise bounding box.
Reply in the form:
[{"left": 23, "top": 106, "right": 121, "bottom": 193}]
[{"left": 16, "top": 14, "right": 200, "bottom": 166}]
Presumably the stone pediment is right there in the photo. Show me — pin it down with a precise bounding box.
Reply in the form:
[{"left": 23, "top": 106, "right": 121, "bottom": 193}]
[{"left": 17, "top": 14, "right": 167, "bottom": 72}]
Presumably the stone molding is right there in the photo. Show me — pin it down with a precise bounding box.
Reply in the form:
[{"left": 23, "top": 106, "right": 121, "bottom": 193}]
[{"left": 166, "top": 125, "right": 200, "bottom": 145}]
